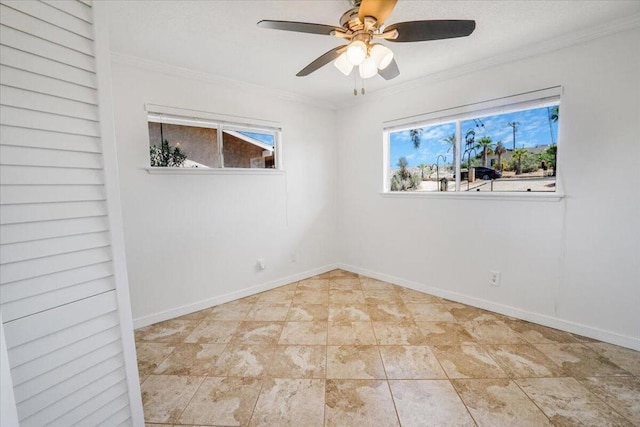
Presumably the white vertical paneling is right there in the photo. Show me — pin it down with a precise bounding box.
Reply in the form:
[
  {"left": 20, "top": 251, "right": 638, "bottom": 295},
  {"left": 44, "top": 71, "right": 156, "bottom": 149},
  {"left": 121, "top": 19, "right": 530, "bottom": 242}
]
[{"left": 0, "top": 0, "right": 136, "bottom": 424}]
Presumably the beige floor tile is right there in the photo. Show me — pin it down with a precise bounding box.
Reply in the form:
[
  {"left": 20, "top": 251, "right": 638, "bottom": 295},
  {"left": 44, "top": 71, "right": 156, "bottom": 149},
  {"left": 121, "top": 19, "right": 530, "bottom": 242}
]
[
  {"left": 249, "top": 378, "right": 325, "bottom": 426},
  {"left": 486, "top": 344, "right": 566, "bottom": 378},
  {"left": 245, "top": 302, "right": 290, "bottom": 321},
  {"left": 141, "top": 375, "right": 204, "bottom": 424},
  {"left": 135, "top": 319, "right": 200, "bottom": 343},
  {"left": 417, "top": 322, "right": 477, "bottom": 346},
  {"left": 372, "top": 321, "right": 426, "bottom": 345},
  {"left": 329, "top": 289, "right": 366, "bottom": 304},
  {"left": 178, "top": 376, "right": 262, "bottom": 426},
  {"left": 136, "top": 342, "right": 176, "bottom": 380},
  {"left": 360, "top": 278, "right": 396, "bottom": 290},
  {"left": 432, "top": 345, "right": 507, "bottom": 379},
  {"left": 366, "top": 303, "right": 411, "bottom": 321},
  {"left": 463, "top": 321, "right": 527, "bottom": 344},
  {"left": 329, "top": 269, "right": 358, "bottom": 278},
  {"left": 268, "top": 345, "right": 326, "bottom": 378},
  {"left": 579, "top": 376, "right": 640, "bottom": 425},
  {"left": 379, "top": 346, "right": 446, "bottom": 379},
  {"left": 256, "top": 290, "right": 295, "bottom": 304},
  {"left": 517, "top": 377, "right": 632, "bottom": 426},
  {"left": 153, "top": 343, "right": 226, "bottom": 376},
  {"left": 286, "top": 303, "right": 328, "bottom": 321},
  {"left": 184, "top": 320, "right": 241, "bottom": 344},
  {"left": 405, "top": 303, "right": 456, "bottom": 322},
  {"left": 362, "top": 289, "right": 402, "bottom": 300},
  {"left": 453, "top": 378, "right": 552, "bottom": 426},
  {"left": 326, "top": 345, "right": 386, "bottom": 379},
  {"left": 533, "top": 343, "right": 632, "bottom": 377},
  {"left": 328, "top": 304, "right": 370, "bottom": 322},
  {"left": 208, "top": 300, "right": 254, "bottom": 320},
  {"left": 325, "top": 379, "right": 400, "bottom": 426},
  {"left": 329, "top": 277, "right": 362, "bottom": 290},
  {"left": 215, "top": 343, "right": 276, "bottom": 377},
  {"left": 445, "top": 303, "right": 499, "bottom": 322},
  {"left": 328, "top": 321, "right": 377, "bottom": 345},
  {"left": 396, "top": 288, "right": 441, "bottom": 304},
  {"left": 504, "top": 319, "right": 581, "bottom": 344},
  {"left": 278, "top": 321, "right": 327, "bottom": 345},
  {"left": 297, "top": 278, "right": 330, "bottom": 291},
  {"left": 293, "top": 289, "right": 329, "bottom": 305},
  {"left": 231, "top": 321, "right": 284, "bottom": 344},
  {"left": 587, "top": 342, "right": 640, "bottom": 376},
  {"left": 390, "top": 380, "right": 475, "bottom": 426}
]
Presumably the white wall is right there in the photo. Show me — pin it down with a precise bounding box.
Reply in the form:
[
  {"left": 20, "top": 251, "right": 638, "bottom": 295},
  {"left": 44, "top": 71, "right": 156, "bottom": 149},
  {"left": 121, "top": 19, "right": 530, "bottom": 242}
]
[
  {"left": 110, "top": 58, "right": 338, "bottom": 326},
  {"left": 336, "top": 28, "right": 640, "bottom": 349}
]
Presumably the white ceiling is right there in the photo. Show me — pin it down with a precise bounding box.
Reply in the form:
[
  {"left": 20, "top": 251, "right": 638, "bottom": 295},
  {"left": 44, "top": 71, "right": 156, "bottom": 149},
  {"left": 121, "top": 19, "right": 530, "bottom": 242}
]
[{"left": 107, "top": 1, "right": 640, "bottom": 108}]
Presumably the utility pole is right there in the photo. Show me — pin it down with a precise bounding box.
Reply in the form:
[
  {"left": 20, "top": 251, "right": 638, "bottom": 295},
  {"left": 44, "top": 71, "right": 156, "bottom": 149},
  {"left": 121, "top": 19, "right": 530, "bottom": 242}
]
[{"left": 507, "top": 121, "right": 519, "bottom": 150}]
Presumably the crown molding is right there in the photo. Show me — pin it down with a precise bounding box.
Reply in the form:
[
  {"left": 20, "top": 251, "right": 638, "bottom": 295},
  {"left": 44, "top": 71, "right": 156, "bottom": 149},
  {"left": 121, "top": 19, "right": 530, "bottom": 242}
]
[
  {"left": 110, "top": 52, "right": 339, "bottom": 111},
  {"left": 338, "top": 13, "right": 640, "bottom": 109}
]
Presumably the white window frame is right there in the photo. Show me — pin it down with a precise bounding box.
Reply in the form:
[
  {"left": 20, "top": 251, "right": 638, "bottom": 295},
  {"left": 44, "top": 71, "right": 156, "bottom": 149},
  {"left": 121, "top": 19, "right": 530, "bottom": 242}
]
[
  {"left": 145, "top": 104, "right": 283, "bottom": 174},
  {"left": 382, "top": 87, "right": 563, "bottom": 200}
]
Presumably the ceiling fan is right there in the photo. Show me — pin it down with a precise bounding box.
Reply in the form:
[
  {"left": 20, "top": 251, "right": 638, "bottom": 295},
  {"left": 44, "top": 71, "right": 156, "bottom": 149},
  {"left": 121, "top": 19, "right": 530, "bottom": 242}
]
[{"left": 257, "top": 0, "right": 476, "bottom": 82}]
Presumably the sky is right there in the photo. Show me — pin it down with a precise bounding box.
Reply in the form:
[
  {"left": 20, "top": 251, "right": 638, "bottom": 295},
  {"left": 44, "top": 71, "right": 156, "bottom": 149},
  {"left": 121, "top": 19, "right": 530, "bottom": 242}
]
[
  {"left": 239, "top": 131, "right": 274, "bottom": 146},
  {"left": 390, "top": 105, "right": 559, "bottom": 168}
]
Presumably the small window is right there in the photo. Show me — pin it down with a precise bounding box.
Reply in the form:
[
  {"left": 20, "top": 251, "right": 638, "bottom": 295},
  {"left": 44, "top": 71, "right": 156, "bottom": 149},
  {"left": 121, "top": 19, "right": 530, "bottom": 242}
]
[
  {"left": 148, "top": 112, "right": 279, "bottom": 169},
  {"left": 386, "top": 90, "right": 560, "bottom": 193}
]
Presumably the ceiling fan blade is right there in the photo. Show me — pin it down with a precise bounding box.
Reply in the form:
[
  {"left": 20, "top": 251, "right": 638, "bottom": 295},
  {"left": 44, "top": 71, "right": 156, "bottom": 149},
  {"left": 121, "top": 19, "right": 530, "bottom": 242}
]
[
  {"left": 384, "top": 20, "right": 476, "bottom": 42},
  {"left": 378, "top": 58, "right": 399, "bottom": 80},
  {"left": 257, "top": 20, "right": 343, "bottom": 36},
  {"left": 297, "top": 45, "right": 348, "bottom": 77},
  {"left": 358, "top": 0, "right": 398, "bottom": 26}
]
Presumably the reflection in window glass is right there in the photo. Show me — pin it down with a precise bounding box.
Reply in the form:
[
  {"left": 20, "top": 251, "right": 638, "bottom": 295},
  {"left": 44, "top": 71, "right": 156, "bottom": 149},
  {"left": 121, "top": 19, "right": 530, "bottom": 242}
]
[
  {"left": 223, "top": 130, "right": 276, "bottom": 169},
  {"left": 148, "top": 113, "right": 279, "bottom": 169},
  {"left": 148, "top": 122, "right": 220, "bottom": 168}
]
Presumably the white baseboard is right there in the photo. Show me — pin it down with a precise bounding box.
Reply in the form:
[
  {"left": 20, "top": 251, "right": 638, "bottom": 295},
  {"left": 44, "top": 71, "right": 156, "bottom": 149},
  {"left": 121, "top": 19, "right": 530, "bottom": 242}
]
[
  {"left": 133, "top": 264, "right": 338, "bottom": 329},
  {"left": 339, "top": 263, "right": 640, "bottom": 351}
]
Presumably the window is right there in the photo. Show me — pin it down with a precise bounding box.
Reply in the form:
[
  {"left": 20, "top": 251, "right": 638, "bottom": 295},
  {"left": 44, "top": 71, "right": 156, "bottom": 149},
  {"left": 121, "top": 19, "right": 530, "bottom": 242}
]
[
  {"left": 147, "top": 111, "right": 279, "bottom": 170},
  {"left": 385, "top": 88, "right": 560, "bottom": 193}
]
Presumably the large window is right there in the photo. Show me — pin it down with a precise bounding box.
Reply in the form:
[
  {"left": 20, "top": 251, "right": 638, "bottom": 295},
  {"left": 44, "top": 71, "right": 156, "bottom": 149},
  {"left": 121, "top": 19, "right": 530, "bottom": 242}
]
[
  {"left": 386, "top": 89, "right": 560, "bottom": 193},
  {"left": 147, "top": 112, "right": 279, "bottom": 170}
]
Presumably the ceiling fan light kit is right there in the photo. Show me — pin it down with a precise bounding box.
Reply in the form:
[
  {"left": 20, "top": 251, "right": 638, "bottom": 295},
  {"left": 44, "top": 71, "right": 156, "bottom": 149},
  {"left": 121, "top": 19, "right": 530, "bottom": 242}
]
[{"left": 258, "top": 0, "right": 475, "bottom": 92}]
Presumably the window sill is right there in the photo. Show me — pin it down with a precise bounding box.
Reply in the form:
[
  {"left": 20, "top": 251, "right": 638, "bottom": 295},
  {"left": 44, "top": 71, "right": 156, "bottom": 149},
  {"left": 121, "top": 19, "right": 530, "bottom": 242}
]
[
  {"left": 380, "top": 191, "right": 564, "bottom": 202},
  {"left": 145, "top": 167, "right": 285, "bottom": 175}
]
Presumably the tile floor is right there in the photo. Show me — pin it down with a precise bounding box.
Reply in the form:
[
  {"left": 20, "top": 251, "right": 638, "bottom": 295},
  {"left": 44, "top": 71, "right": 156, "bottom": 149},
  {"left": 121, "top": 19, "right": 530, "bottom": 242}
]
[{"left": 135, "top": 270, "right": 640, "bottom": 426}]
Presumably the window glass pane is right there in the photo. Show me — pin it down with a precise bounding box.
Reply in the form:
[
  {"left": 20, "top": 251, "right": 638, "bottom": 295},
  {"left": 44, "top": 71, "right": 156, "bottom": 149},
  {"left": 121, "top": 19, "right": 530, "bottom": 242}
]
[
  {"left": 460, "top": 105, "right": 559, "bottom": 192},
  {"left": 148, "top": 122, "right": 220, "bottom": 168},
  {"left": 222, "top": 130, "right": 276, "bottom": 168},
  {"left": 389, "top": 122, "right": 456, "bottom": 192}
]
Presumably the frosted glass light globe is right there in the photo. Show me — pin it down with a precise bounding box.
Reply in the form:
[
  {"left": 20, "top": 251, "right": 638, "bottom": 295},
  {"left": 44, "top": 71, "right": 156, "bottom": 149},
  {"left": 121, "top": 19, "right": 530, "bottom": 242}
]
[{"left": 346, "top": 40, "right": 367, "bottom": 66}]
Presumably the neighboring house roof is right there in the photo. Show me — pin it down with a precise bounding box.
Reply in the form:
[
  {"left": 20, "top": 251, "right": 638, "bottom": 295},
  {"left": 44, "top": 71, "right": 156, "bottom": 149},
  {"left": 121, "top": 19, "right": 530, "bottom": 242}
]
[{"left": 225, "top": 130, "right": 274, "bottom": 152}]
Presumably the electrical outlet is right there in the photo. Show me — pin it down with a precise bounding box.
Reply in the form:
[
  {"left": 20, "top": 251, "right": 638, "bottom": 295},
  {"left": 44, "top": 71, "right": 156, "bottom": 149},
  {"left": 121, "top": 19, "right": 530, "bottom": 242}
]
[
  {"left": 257, "top": 258, "right": 266, "bottom": 270},
  {"left": 490, "top": 270, "right": 501, "bottom": 286},
  {"left": 290, "top": 253, "right": 297, "bottom": 263}
]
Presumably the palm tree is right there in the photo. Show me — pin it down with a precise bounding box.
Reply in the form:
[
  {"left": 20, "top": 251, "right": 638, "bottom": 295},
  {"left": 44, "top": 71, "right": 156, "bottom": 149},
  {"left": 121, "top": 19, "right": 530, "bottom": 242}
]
[
  {"left": 475, "top": 136, "right": 495, "bottom": 167},
  {"left": 409, "top": 128, "right": 423, "bottom": 149},
  {"left": 442, "top": 133, "right": 456, "bottom": 171},
  {"left": 417, "top": 164, "right": 428, "bottom": 180},
  {"left": 549, "top": 106, "right": 559, "bottom": 123},
  {"left": 494, "top": 141, "right": 506, "bottom": 171},
  {"left": 512, "top": 148, "right": 529, "bottom": 175}
]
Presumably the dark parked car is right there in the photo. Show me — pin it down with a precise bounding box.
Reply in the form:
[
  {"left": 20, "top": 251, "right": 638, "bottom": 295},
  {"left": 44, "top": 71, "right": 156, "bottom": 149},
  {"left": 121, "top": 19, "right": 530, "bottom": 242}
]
[
  {"left": 461, "top": 166, "right": 502, "bottom": 180},
  {"left": 475, "top": 166, "right": 502, "bottom": 180}
]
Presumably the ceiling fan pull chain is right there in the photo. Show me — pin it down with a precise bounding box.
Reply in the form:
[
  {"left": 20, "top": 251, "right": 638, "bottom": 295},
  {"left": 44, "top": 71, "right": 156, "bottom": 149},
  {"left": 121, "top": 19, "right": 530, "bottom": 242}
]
[{"left": 353, "top": 69, "right": 357, "bottom": 95}]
